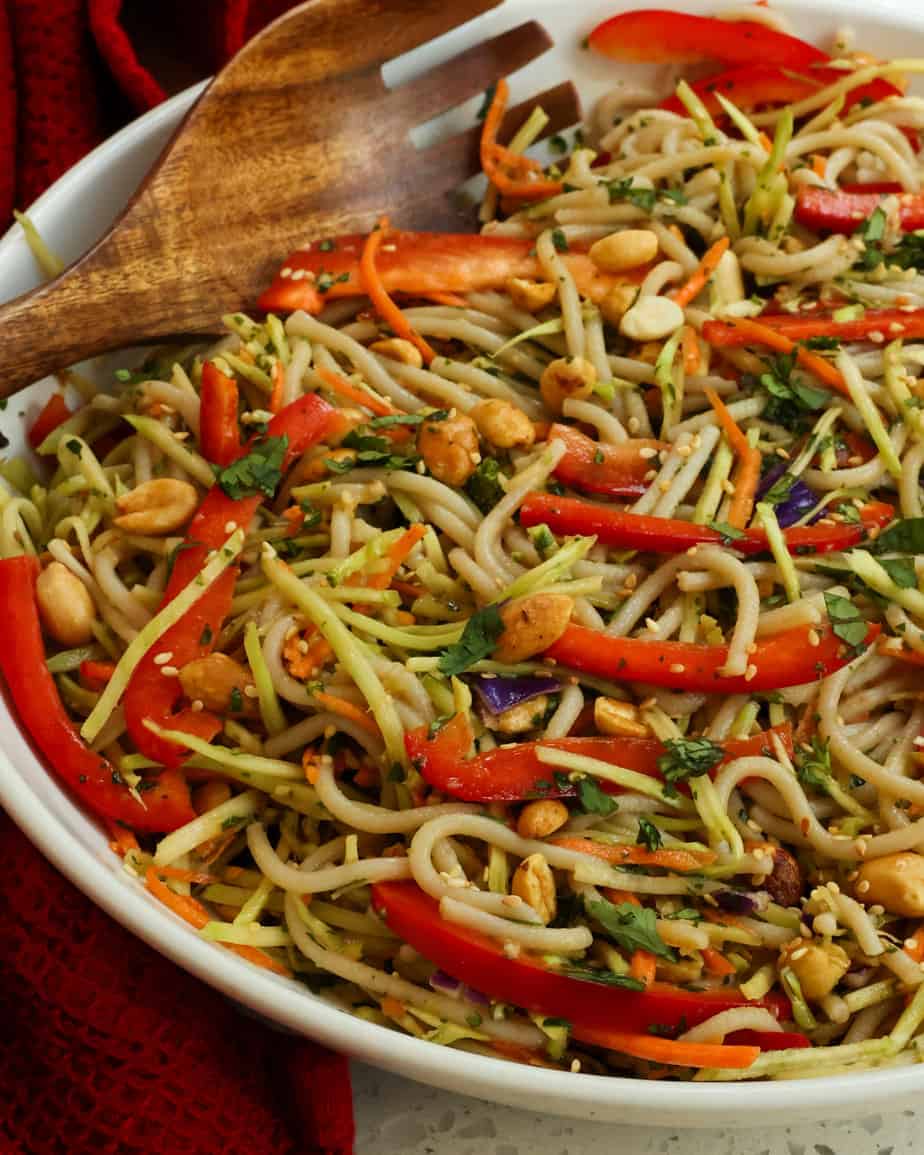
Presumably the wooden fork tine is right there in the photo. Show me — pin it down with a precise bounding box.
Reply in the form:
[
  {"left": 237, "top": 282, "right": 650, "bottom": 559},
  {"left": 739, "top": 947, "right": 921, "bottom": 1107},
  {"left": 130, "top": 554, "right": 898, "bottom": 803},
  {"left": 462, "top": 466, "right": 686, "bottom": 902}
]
[
  {"left": 393, "top": 22, "right": 553, "bottom": 125},
  {"left": 408, "top": 81, "right": 582, "bottom": 198}
]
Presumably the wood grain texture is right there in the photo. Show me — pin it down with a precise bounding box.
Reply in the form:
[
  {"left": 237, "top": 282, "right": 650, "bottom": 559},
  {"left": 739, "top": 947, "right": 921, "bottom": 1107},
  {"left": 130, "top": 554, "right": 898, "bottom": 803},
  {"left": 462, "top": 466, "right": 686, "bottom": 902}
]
[{"left": 0, "top": 0, "right": 579, "bottom": 397}]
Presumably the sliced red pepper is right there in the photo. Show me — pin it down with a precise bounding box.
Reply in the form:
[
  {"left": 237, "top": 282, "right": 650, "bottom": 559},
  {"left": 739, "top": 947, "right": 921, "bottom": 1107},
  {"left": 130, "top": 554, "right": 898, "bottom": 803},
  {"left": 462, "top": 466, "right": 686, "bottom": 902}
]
[
  {"left": 588, "top": 10, "right": 826, "bottom": 70},
  {"left": 0, "top": 556, "right": 195, "bottom": 833},
  {"left": 79, "top": 660, "right": 117, "bottom": 691},
  {"left": 705, "top": 307, "right": 924, "bottom": 346},
  {"left": 544, "top": 622, "right": 880, "bottom": 694},
  {"left": 28, "top": 392, "right": 73, "bottom": 450},
  {"left": 256, "top": 232, "right": 647, "bottom": 315},
  {"left": 123, "top": 393, "right": 339, "bottom": 767},
  {"left": 795, "top": 186, "right": 924, "bottom": 235},
  {"left": 727, "top": 1029, "right": 811, "bottom": 1051},
  {"left": 372, "top": 881, "right": 790, "bottom": 1035},
  {"left": 406, "top": 712, "right": 794, "bottom": 803},
  {"left": 519, "top": 492, "right": 895, "bottom": 557},
  {"left": 199, "top": 361, "right": 241, "bottom": 466},
  {"left": 549, "top": 423, "right": 663, "bottom": 498}
]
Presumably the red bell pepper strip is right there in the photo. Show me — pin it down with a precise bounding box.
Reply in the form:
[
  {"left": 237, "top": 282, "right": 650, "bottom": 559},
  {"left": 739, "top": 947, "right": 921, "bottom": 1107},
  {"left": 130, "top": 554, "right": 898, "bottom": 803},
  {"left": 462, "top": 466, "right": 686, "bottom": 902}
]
[
  {"left": 406, "top": 712, "right": 794, "bottom": 803},
  {"left": 587, "top": 10, "right": 826, "bottom": 70},
  {"left": 0, "top": 556, "right": 195, "bottom": 833},
  {"left": 548, "top": 423, "right": 663, "bottom": 499},
  {"left": 372, "top": 881, "right": 790, "bottom": 1037},
  {"left": 256, "top": 232, "right": 647, "bottom": 315},
  {"left": 795, "top": 186, "right": 924, "bottom": 235},
  {"left": 727, "top": 1029, "right": 811, "bottom": 1051},
  {"left": 544, "top": 622, "right": 880, "bottom": 694},
  {"left": 28, "top": 392, "right": 73, "bottom": 449},
  {"left": 123, "top": 393, "right": 339, "bottom": 767},
  {"left": 79, "top": 660, "right": 117, "bottom": 691},
  {"left": 705, "top": 308, "right": 924, "bottom": 346},
  {"left": 199, "top": 361, "right": 241, "bottom": 466},
  {"left": 519, "top": 492, "right": 895, "bottom": 557}
]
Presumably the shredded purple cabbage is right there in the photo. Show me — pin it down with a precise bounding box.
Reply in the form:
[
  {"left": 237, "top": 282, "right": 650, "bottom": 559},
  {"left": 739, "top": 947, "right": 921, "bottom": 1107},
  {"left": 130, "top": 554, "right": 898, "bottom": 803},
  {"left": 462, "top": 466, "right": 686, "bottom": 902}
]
[
  {"left": 469, "top": 673, "right": 559, "bottom": 715},
  {"left": 755, "top": 461, "right": 819, "bottom": 529},
  {"left": 429, "top": 969, "right": 490, "bottom": 1004},
  {"left": 714, "top": 889, "right": 769, "bottom": 915}
]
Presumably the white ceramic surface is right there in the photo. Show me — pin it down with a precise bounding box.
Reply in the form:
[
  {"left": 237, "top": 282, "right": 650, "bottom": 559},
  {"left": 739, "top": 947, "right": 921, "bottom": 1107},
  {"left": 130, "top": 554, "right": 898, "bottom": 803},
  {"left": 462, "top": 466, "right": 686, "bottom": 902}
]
[{"left": 2, "top": 0, "right": 923, "bottom": 1129}]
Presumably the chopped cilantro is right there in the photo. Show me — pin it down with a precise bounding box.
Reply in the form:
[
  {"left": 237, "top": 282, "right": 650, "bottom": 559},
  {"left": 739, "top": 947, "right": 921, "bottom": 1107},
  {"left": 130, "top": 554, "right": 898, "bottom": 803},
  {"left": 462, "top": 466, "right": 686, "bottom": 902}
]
[
  {"left": 754, "top": 351, "right": 829, "bottom": 428},
  {"left": 369, "top": 411, "right": 445, "bottom": 429},
  {"left": 801, "top": 335, "right": 841, "bottom": 351},
  {"left": 551, "top": 229, "right": 569, "bottom": 252},
  {"left": 657, "top": 737, "right": 724, "bottom": 787},
  {"left": 871, "top": 518, "right": 924, "bottom": 555},
  {"left": 438, "top": 605, "right": 505, "bottom": 677},
  {"left": 65, "top": 438, "right": 82, "bottom": 455},
  {"left": 823, "top": 592, "right": 868, "bottom": 650},
  {"left": 887, "top": 231, "right": 924, "bottom": 271},
  {"left": 466, "top": 458, "right": 507, "bottom": 513},
  {"left": 636, "top": 817, "right": 663, "bottom": 852},
  {"left": 576, "top": 776, "right": 618, "bottom": 816},
  {"left": 215, "top": 435, "right": 288, "bottom": 499},
  {"left": 878, "top": 556, "right": 916, "bottom": 589},
  {"left": 559, "top": 966, "right": 646, "bottom": 991},
  {"left": 796, "top": 735, "right": 835, "bottom": 796},
  {"left": 229, "top": 686, "right": 244, "bottom": 713},
  {"left": 199, "top": 625, "right": 213, "bottom": 646},
  {"left": 708, "top": 519, "right": 745, "bottom": 543},
  {"left": 336, "top": 428, "right": 418, "bottom": 472},
  {"left": 548, "top": 134, "right": 568, "bottom": 155},
  {"left": 854, "top": 207, "right": 887, "bottom": 271},
  {"left": 318, "top": 239, "right": 336, "bottom": 252},
  {"left": 221, "top": 814, "right": 246, "bottom": 830},
  {"left": 585, "top": 897, "right": 676, "bottom": 960}
]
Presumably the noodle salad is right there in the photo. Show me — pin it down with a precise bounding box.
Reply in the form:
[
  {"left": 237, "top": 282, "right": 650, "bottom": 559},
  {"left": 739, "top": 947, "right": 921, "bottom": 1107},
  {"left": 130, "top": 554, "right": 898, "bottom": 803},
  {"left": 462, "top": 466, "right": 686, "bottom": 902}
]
[{"left": 8, "top": 5, "right": 924, "bottom": 1083}]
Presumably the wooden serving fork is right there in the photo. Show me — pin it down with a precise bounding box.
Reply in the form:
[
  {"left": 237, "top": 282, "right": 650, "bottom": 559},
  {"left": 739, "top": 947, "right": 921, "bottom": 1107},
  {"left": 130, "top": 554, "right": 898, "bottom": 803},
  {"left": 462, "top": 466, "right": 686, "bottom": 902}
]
[{"left": 0, "top": 0, "right": 579, "bottom": 397}]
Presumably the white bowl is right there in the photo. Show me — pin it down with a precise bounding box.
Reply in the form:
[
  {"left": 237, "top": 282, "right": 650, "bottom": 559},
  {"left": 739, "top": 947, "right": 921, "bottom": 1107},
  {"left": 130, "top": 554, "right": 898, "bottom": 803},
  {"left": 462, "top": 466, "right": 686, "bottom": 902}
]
[{"left": 1, "top": 0, "right": 922, "bottom": 1127}]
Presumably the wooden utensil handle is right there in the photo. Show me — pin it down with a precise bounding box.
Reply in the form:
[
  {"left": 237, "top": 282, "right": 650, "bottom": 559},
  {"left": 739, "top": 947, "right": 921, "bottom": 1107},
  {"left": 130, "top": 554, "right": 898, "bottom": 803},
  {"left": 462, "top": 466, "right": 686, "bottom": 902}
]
[{"left": 0, "top": 261, "right": 153, "bottom": 399}]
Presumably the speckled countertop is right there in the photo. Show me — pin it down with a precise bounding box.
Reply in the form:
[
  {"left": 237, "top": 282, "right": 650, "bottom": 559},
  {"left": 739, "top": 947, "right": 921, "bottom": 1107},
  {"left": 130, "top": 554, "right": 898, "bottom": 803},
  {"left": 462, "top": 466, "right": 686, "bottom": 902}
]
[{"left": 352, "top": 1062, "right": 916, "bottom": 1154}]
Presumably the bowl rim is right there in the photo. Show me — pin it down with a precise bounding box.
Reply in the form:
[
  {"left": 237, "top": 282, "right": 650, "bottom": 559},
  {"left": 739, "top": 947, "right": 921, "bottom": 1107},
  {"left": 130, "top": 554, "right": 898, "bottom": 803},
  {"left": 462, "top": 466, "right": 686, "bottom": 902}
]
[{"left": 3, "top": 0, "right": 924, "bottom": 1122}]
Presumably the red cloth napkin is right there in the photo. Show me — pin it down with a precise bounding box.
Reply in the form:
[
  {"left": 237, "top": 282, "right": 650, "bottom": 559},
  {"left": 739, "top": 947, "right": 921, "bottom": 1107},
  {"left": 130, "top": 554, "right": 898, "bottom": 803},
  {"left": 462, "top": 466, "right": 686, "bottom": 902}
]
[{"left": 1, "top": 4, "right": 355, "bottom": 1152}]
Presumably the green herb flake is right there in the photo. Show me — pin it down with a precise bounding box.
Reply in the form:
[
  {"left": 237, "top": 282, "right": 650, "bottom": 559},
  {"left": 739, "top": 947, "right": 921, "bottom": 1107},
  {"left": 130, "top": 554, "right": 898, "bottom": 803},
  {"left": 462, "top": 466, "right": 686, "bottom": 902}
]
[
  {"left": 438, "top": 605, "right": 505, "bottom": 677},
  {"left": 559, "top": 966, "right": 646, "bottom": 991},
  {"left": 585, "top": 897, "right": 676, "bottom": 960},
  {"left": 576, "top": 776, "right": 618, "bottom": 816},
  {"left": 823, "top": 591, "right": 868, "bottom": 650},
  {"left": 199, "top": 625, "right": 213, "bottom": 646},
  {"left": 466, "top": 458, "right": 507, "bottom": 514},
  {"left": 551, "top": 229, "right": 569, "bottom": 253},
  {"left": 657, "top": 737, "right": 724, "bottom": 786},
  {"left": 215, "top": 435, "right": 288, "bottom": 499},
  {"left": 708, "top": 519, "right": 745, "bottom": 543},
  {"left": 636, "top": 817, "right": 663, "bottom": 852},
  {"left": 229, "top": 686, "right": 244, "bottom": 713}
]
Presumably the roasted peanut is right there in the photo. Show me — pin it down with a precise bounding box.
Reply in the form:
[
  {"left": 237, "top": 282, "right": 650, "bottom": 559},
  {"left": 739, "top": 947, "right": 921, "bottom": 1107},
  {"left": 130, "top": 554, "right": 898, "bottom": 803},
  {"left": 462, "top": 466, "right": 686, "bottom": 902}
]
[
  {"left": 494, "top": 593, "right": 574, "bottom": 663},
  {"left": 417, "top": 412, "right": 480, "bottom": 486},
  {"left": 598, "top": 284, "right": 639, "bottom": 326},
  {"left": 506, "top": 277, "right": 558, "bottom": 313},
  {"left": 178, "top": 653, "right": 255, "bottom": 714},
  {"left": 114, "top": 478, "right": 199, "bottom": 535},
  {"left": 539, "top": 357, "right": 597, "bottom": 414},
  {"left": 594, "top": 697, "right": 650, "bottom": 738},
  {"left": 192, "top": 780, "right": 233, "bottom": 815},
  {"left": 855, "top": 852, "right": 924, "bottom": 917},
  {"left": 36, "top": 562, "right": 97, "bottom": 645},
  {"left": 517, "top": 799, "right": 569, "bottom": 840},
  {"left": 620, "top": 295, "right": 685, "bottom": 343},
  {"left": 511, "top": 853, "right": 557, "bottom": 924},
  {"left": 589, "top": 229, "right": 659, "bottom": 272},
  {"left": 762, "top": 846, "right": 803, "bottom": 909},
  {"left": 471, "top": 399, "right": 535, "bottom": 450},
  {"left": 779, "top": 938, "right": 849, "bottom": 1002},
  {"left": 489, "top": 695, "right": 549, "bottom": 734},
  {"left": 369, "top": 337, "right": 424, "bottom": 368}
]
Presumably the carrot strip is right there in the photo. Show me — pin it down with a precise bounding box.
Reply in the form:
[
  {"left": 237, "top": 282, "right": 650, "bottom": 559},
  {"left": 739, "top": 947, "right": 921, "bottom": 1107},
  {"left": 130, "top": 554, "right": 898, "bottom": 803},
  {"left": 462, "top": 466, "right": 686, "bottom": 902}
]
[
  {"left": 704, "top": 387, "right": 761, "bottom": 528},
  {"left": 711, "top": 316, "right": 849, "bottom": 396},
  {"left": 551, "top": 836, "right": 716, "bottom": 872},
  {"left": 573, "top": 1023, "right": 759, "bottom": 1069},
  {"left": 671, "top": 237, "right": 730, "bottom": 308},
  {"left": 906, "top": 926, "right": 924, "bottom": 964},
  {"left": 601, "top": 888, "right": 641, "bottom": 906},
  {"left": 146, "top": 868, "right": 291, "bottom": 976},
  {"left": 154, "top": 866, "right": 221, "bottom": 885},
  {"left": 313, "top": 690, "right": 381, "bottom": 736},
  {"left": 107, "top": 823, "right": 139, "bottom": 858},
  {"left": 811, "top": 154, "right": 826, "bottom": 179},
  {"left": 269, "top": 359, "right": 285, "bottom": 413},
  {"left": 681, "top": 325, "right": 701, "bottom": 374},
  {"left": 361, "top": 218, "right": 437, "bottom": 365},
  {"left": 480, "top": 80, "right": 564, "bottom": 201},
  {"left": 423, "top": 291, "right": 468, "bottom": 307},
  {"left": 702, "top": 947, "right": 737, "bottom": 977},
  {"left": 365, "top": 523, "right": 427, "bottom": 591},
  {"left": 381, "top": 997, "right": 407, "bottom": 1019},
  {"left": 757, "top": 131, "right": 774, "bottom": 152},
  {"left": 629, "top": 950, "right": 657, "bottom": 988},
  {"left": 315, "top": 365, "right": 398, "bottom": 417}
]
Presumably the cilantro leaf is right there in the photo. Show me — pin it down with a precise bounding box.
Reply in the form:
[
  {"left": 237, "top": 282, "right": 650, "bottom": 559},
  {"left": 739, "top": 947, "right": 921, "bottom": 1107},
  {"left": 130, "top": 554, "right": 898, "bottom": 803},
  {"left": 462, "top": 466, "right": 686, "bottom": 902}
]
[
  {"left": 466, "top": 458, "right": 507, "bottom": 514},
  {"left": 756, "top": 352, "right": 830, "bottom": 428},
  {"left": 887, "top": 230, "right": 924, "bottom": 271},
  {"left": 636, "top": 817, "right": 663, "bottom": 852},
  {"left": 871, "top": 518, "right": 924, "bottom": 555},
  {"left": 879, "top": 556, "right": 917, "bottom": 589},
  {"left": 576, "top": 776, "right": 618, "bottom": 816},
  {"left": 796, "top": 735, "right": 835, "bottom": 796},
  {"left": 657, "top": 737, "right": 724, "bottom": 786},
  {"left": 551, "top": 229, "right": 569, "bottom": 252},
  {"left": 335, "top": 428, "right": 418, "bottom": 472},
  {"left": 823, "top": 592, "right": 868, "bottom": 650},
  {"left": 585, "top": 897, "right": 676, "bottom": 960},
  {"left": 605, "top": 178, "right": 687, "bottom": 212},
  {"left": 854, "top": 207, "right": 887, "bottom": 271},
  {"left": 559, "top": 966, "right": 646, "bottom": 991},
  {"left": 438, "top": 605, "right": 504, "bottom": 677},
  {"left": 215, "top": 435, "right": 288, "bottom": 499},
  {"left": 801, "top": 335, "right": 841, "bottom": 351},
  {"left": 762, "top": 472, "right": 796, "bottom": 507},
  {"left": 369, "top": 411, "right": 446, "bottom": 429},
  {"left": 708, "top": 519, "right": 745, "bottom": 543}
]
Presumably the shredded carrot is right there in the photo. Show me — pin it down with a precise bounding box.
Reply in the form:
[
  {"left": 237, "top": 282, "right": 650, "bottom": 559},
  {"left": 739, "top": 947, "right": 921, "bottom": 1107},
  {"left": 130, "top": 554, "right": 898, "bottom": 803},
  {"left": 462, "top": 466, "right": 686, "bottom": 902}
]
[
  {"left": 479, "top": 79, "right": 564, "bottom": 201},
  {"left": 715, "top": 316, "right": 849, "bottom": 396},
  {"left": 701, "top": 947, "right": 737, "bottom": 977},
  {"left": 364, "top": 522, "right": 427, "bottom": 591},
  {"left": 704, "top": 386, "right": 761, "bottom": 528},
  {"left": 313, "top": 690, "right": 381, "bottom": 737},
  {"left": 391, "top": 579, "right": 424, "bottom": 599},
  {"left": 702, "top": 907, "right": 746, "bottom": 930},
  {"left": 107, "top": 823, "right": 139, "bottom": 857},
  {"left": 269, "top": 359, "right": 285, "bottom": 413},
  {"left": 811, "top": 154, "right": 826, "bottom": 179},
  {"left": 671, "top": 237, "right": 730, "bottom": 309},
  {"left": 155, "top": 866, "right": 221, "bottom": 885},
  {"left": 490, "top": 1040, "right": 551, "bottom": 1066},
  {"left": 906, "top": 926, "right": 924, "bottom": 963},
  {"left": 601, "top": 888, "right": 640, "bottom": 906},
  {"left": 572, "top": 1024, "right": 759, "bottom": 1070},
  {"left": 668, "top": 223, "right": 686, "bottom": 243},
  {"left": 629, "top": 950, "right": 657, "bottom": 988},
  {"left": 681, "top": 325, "right": 701, "bottom": 375},
  {"left": 315, "top": 365, "right": 398, "bottom": 417},
  {"left": 146, "top": 867, "right": 291, "bottom": 977},
  {"left": 423, "top": 292, "right": 468, "bottom": 308},
  {"left": 381, "top": 997, "right": 407, "bottom": 1019},
  {"left": 757, "top": 131, "right": 774, "bottom": 152},
  {"left": 361, "top": 218, "right": 437, "bottom": 365},
  {"left": 302, "top": 748, "right": 321, "bottom": 784},
  {"left": 551, "top": 836, "right": 716, "bottom": 872}
]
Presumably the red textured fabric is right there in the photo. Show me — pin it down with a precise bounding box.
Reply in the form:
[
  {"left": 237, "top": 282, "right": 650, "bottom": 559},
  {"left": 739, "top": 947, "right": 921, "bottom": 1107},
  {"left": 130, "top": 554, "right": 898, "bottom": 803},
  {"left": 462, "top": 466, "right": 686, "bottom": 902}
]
[
  {"left": 1, "top": 4, "right": 356, "bottom": 1150},
  {"left": 0, "top": 813, "right": 355, "bottom": 1155}
]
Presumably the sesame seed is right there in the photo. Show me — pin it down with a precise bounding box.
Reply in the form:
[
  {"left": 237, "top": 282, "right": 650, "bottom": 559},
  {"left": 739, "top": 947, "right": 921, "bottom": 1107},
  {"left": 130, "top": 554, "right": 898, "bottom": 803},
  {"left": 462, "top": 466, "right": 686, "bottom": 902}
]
[
  {"left": 153, "top": 651, "right": 173, "bottom": 666},
  {"left": 502, "top": 942, "right": 521, "bottom": 958},
  {"left": 659, "top": 479, "right": 671, "bottom": 493},
  {"left": 676, "top": 444, "right": 692, "bottom": 458},
  {"left": 224, "top": 521, "right": 238, "bottom": 533},
  {"left": 869, "top": 331, "right": 885, "bottom": 344},
  {"left": 298, "top": 640, "right": 310, "bottom": 654},
  {"left": 808, "top": 629, "right": 821, "bottom": 647},
  {"left": 292, "top": 268, "right": 306, "bottom": 280},
  {"left": 775, "top": 447, "right": 790, "bottom": 460},
  {"left": 570, "top": 1059, "right": 581, "bottom": 1074},
  {"left": 624, "top": 573, "right": 638, "bottom": 590},
  {"left": 628, "top": 417, "right": 641, "bottom": 434},
  {"left": 644, "top": 469, "right": 657, "bottom": 481},
  {"left": 847, "top": 869, "right": 859, "bottom": 882},
  {"left": 869, "top": 905, "right": 884, "bottom": 917},
  {"left": 687, "top": 545, "right": 699, "bottom": 557},
  {"left": 173, "top": 431, "right": 189, "bottom": 441},
  {"left": 856, "top": 879, "right": 870, "bottom": 894},
  {"left": 502, "top": 895, "right": 520, "bottom": 907},
  {"left": 722, "top": 479, "right": 736, "bottom": 496},
  {"left": 744, "top": 663, "right": 758, "bottom": 682},
  {"left": 669, "top": 663, "right": 686, "bottom": 674},
  {"left": 639, "top": 447, "right": 658, "bottom": 459},
  {"left": 160, "top": 665, "right": 179, "bottom": 677},
  {"left": 789, "top": 946, "right": 809, "bottom": 961},
  {"left": 191, "top": 699, "right": 204, "bottom": 712},
  {"left": 691, "top": 434, "right": 702, "bottom": 450},
  {"left": 280, "top": 267, "right": 293, "bottom": 278},
  {"left": 906, "top": 938, "right": 919, "bottom": 950},
  {"left": 645, "top": 617, "right": 660, "bottom": 633},
  {"left": 854, "top": 839, "right": 868, "bottom": 857},
  {"left": 243, "top": 684, "right": 259, "bottom": 699}
]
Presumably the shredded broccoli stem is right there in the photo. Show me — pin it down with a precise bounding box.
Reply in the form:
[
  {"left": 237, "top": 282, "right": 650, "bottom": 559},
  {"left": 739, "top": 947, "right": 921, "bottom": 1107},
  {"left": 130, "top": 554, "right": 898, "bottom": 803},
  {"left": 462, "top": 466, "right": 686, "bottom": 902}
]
[
  {"left": 154, "top": 789, "right": 262, "bottom": 866},
  {"left": 200, "top": 922, "right": 291, "bottom": 947},
  {"left": 846, "top": 549, "right": 924, "bottom": 621},
  {"left": 498, "top": 536, "right": 596, "bottom": 603},
  {"left": 80, "top": 528, "right": 245, "bottom": 742},
  {"left": 713, "top": 92, "right": 762, "bottom": 146},
  {"left": 534, "top": 747, "right": 695, "bottom": 812},
  {"left": 123, "top": 415, "right": 216, "bottom": 486},
  {"left": 756, "top": 502, "right": 800, "bottom": 604},
  {"left": 13, "top": 210, "right": 65, "bottom": 278},
  {"left": 674, "top": 79, "right": 722, "bottom": 144},
  {"left": 243, "top": 620, "right": 287, "bottom": 736},
  {"left": 221, "top": 351, "right": 273, "bottom": 392},
  {"left": 838, "top": 351, "right": 903, "bottom": 480}
]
